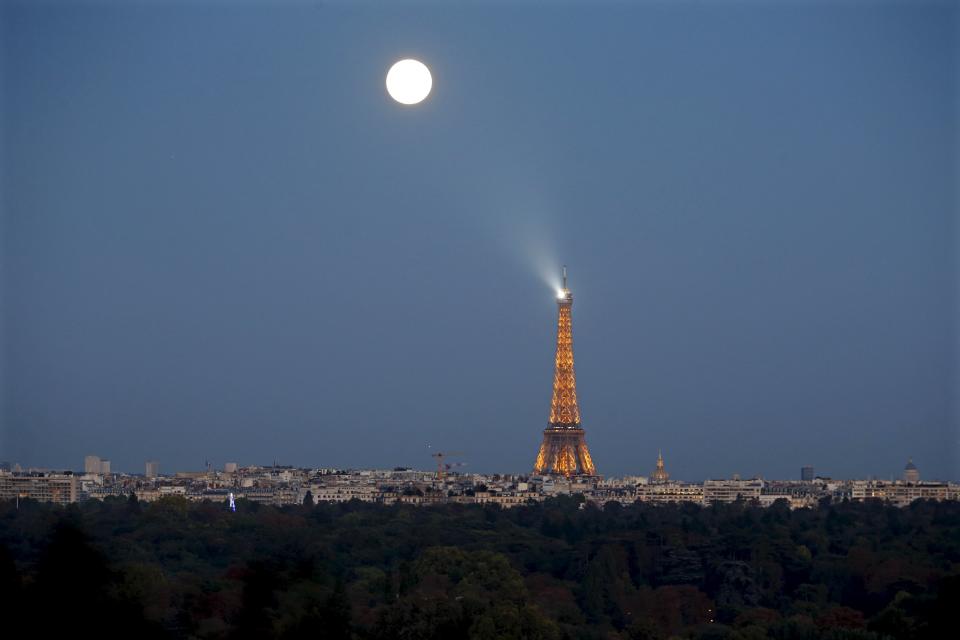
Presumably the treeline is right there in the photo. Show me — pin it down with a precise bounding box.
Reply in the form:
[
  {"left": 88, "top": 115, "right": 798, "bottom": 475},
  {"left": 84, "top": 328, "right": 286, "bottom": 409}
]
[{"left": 1, "top": 496, "right": 958, "bottom": 639}]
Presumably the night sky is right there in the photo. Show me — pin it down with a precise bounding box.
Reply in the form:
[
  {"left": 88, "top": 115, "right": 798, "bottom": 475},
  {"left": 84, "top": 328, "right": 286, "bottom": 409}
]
[{"left": 1, "top": 1, "right": 957, "bottom": 481}]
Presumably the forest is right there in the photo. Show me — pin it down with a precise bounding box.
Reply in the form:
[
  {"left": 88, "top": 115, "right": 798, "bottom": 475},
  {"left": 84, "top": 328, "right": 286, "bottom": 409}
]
[{"left": 0, "top": 495, "right": 957, "bottom": 639}]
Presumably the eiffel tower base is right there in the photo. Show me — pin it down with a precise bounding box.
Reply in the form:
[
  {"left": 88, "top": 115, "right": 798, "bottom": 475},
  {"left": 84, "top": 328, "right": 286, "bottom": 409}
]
[{"left": 534, "top": 427, "right": 596, "bottom": 477}]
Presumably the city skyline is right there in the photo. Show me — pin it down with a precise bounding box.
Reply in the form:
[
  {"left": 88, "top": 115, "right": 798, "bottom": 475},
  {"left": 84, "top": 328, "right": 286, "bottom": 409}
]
[
  {"left": 3, "top": 450, "right": 953, "bottom": 511},
  {"left": 2, "top": 1, "right": 958, "bottom": 481},
  {"left": 3, "top": 449, "right": 942, "bottom": 486}
]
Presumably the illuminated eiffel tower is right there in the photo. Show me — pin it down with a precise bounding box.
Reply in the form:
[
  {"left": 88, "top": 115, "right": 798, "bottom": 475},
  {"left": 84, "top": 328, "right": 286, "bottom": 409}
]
[{"left": 533, "top": 267, "right": 597, "bottom": 477}]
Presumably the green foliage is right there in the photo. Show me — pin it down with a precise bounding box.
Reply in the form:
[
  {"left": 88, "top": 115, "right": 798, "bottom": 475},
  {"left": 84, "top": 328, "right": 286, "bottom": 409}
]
[{"left": 0, "top": 497, "right": 958, "bottom": 638}]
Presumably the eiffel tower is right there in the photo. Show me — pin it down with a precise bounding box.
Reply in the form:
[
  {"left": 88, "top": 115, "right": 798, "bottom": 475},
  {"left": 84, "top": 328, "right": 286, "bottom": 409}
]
[{"left": 533, "top": 267, "right": 597, "bottom": 477}]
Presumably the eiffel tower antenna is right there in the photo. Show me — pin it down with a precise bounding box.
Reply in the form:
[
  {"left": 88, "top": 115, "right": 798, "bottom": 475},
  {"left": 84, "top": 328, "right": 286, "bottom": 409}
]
[{"left": 533, "top": 266, "right": 597, "bottom": 477}]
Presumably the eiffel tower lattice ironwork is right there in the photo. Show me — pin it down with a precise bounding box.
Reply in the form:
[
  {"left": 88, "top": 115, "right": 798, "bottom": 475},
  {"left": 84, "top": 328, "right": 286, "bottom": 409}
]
[{"left": 533, "top": 267, "right": 597, "bottom": 477}]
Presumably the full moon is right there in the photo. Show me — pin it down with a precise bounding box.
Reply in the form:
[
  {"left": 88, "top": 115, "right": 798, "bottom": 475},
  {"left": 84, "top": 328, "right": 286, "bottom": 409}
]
[{"left": 386, "top": 59, "right": 432, "bottom": 105}]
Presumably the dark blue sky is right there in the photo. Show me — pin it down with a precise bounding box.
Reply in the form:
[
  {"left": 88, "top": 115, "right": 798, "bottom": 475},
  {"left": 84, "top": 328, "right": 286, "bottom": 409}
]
[{"left": 2, "top": 0, "right": 957, "bottom": 480}]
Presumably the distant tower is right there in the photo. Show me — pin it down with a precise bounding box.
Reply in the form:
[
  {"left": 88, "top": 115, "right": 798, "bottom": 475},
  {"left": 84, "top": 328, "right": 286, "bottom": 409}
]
[
  {"left": 145, "top": 461, "right": 160, "bottom": 478},
  {"left": 84, "top": 455, "right": 101, "bottom": 474},
  {"left": 801, "top": 466, "right": 814, "bottom": 482},
  {"left": 903, "top": 459, "right": 919, "bottom": 483},
  {"left": 651, "top": 450, "right": 670, "bottom": 483},
  {"left": 533, "top": 267, "right": 597, "bottom": 477}
]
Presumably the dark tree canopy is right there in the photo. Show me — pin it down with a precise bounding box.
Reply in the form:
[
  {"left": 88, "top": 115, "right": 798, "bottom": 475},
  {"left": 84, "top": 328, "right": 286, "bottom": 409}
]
[{"left": 1, "top": 497, "right": 958, "bottom": 639}]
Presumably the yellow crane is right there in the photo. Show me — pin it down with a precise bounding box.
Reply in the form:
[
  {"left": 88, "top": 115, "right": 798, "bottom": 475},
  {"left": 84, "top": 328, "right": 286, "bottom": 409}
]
[{"left": 430, "top": 450, "right": 464, "bottom": 482}]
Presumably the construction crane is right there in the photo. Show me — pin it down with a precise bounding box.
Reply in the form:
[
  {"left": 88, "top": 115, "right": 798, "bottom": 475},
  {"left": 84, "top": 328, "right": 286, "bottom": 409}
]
[{"left": 430, "top": 451, "right": 464, "bottom": 482}]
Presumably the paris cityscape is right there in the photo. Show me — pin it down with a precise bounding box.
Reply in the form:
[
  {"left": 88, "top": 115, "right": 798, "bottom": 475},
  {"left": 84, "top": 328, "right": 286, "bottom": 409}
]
[
  {"left": 2, "top": 268, "right": 956, "bottom": 510},
  {"left": 2, "top": 1, "right": 958, "bottom": 639}
]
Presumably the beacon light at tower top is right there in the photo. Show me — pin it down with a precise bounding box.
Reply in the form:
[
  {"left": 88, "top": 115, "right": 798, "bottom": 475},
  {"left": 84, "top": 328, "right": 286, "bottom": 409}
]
[{"left": 556, "top": 265, "right": 572, "bottom": 301}]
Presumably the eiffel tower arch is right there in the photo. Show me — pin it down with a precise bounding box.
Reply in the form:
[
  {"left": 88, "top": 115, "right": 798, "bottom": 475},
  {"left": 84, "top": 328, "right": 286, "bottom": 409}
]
[{"left": 533, "top": 267, "right": 597, "bottom": 477}]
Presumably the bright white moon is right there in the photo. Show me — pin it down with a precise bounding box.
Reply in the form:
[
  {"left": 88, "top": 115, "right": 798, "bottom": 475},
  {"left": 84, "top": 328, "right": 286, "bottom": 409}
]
[{"left": 386, "top": 59, "right": 432, "bottom": 105}]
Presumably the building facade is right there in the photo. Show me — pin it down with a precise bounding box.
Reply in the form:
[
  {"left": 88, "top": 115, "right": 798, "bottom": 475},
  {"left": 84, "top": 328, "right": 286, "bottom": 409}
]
[
  {"left": 703, "top": 478, "right": 764, "bottom": 504},
  {"left": 0, "top": 472, "right": 79, "bottom": 504},
  {"left": 84, "top": 455, "right": 101, "bottom": 474}
]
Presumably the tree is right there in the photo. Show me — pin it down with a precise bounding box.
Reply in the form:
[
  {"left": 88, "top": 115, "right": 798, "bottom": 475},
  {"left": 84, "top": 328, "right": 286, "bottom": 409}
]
[
  {"left": 232, "top": 560, "right": 280, "bottom": 639},
  {"left": 3, "top": 494, "right": 960, "bottom": 640},
  {"left": 0, "top": 544, "right": 21, "bottom": 615}
]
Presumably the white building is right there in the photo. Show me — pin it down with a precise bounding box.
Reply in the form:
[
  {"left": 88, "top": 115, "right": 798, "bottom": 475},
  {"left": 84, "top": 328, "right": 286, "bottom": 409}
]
[
  {"left": 849, "top": 480, "right": 951, "bottom": 506},
  {"left": 703, "top": 477, "right": 764, "bottom": 503},
  {"left": 636, "top": 482, "right": 705, "bottom": 504}
]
